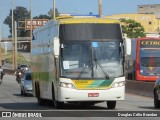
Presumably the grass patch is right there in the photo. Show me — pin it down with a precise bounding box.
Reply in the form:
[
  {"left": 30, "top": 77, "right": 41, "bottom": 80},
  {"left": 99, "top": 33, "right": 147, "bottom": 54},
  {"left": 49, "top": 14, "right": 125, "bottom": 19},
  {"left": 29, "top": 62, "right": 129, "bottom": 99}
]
[{"left": 2, "top": 49, "right": 30, "bottom": 66}]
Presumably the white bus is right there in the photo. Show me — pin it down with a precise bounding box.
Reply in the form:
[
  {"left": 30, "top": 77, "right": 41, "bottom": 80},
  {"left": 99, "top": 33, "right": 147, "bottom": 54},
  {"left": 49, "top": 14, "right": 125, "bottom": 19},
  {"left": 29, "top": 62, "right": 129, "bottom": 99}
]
[{"left": 31, "top": 17, "right": 131, "bottom": 109}]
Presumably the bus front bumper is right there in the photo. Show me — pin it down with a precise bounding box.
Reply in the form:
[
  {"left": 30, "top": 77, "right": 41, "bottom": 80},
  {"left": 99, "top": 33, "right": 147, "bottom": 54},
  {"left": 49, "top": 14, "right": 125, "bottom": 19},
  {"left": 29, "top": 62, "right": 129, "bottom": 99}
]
[
  {"left": 57, "top": 86, "right": 125, "bottom": 102},
  {"left": 136, "top": 72, "right": 159, "bottom": 81}
]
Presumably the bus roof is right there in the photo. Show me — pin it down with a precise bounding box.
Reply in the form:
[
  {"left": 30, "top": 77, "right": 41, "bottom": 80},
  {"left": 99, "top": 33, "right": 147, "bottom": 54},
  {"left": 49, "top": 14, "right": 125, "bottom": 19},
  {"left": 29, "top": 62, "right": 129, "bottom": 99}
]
[
  {"left": 33, "top": 17, "right": 120, "bottom": 33},
  {"left": 58, "top": 17, "right": 120, "bottom": 24}
]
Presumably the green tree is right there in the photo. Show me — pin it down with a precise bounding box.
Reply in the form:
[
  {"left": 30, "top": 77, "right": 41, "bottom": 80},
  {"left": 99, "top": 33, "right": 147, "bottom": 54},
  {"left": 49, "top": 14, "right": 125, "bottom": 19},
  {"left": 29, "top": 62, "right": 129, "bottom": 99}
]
[
  {"left": 119, "top": 18, "right": 146, "bottom": 38},
  {"left": 4, "top": 6, "right": 30, "bottom": 37},
  {"left": 34, "top": 8, "right": 59, "bottom": 19},
  {"left": 48, "top": 8, "right": 59, "bottom": 19},
  {"left": 33, "top": 15, "right": 50, "bottom": 19}
]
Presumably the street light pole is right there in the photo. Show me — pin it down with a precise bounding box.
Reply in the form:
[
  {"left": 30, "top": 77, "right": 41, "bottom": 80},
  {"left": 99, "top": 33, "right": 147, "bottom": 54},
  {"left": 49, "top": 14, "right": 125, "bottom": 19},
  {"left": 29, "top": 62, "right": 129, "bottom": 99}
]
[
  {"left": 30, "top": 0, "right": 32, "bottom": 64},
  {"left": 98, "top": 0, "right": 102, "bottom": 18},
  {"left": 11, "top": 0, "right": 15, "bottom": 69},
  {"left": 14, "top": 21, "right": 17, "bottom": 68},
  {"left": 53, "top": 0, "right": 56, "bottom": 20},
  {"left": 0, "top": 4, "right": 2, "bottom": 66},
  {"left": 0, "top": 23, "right": 1, "bottom": 67}
]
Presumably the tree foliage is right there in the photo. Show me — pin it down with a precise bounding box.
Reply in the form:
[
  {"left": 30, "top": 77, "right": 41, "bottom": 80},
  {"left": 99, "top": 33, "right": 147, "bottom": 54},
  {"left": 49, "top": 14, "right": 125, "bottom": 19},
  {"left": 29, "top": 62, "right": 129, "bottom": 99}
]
[
  {"left": 33, "top": 8, "right": 59, "bottom": 19},
  {"left": 4, "top": 6, "right": 59, "bottom": 37},
  {"left": 119, "top": 18, "right": 146, "bottom": 38},
  {"left": 33, "top": 15, "right": 51, "bottom": 19},
  {"left": 4, "top": 6, "right": 30, "bottom": 37}
]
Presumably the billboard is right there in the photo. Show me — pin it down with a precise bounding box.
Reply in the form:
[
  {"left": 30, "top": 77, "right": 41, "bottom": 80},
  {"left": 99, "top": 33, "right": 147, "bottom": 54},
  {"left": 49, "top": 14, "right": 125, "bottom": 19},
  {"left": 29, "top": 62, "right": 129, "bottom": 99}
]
[{"left": 25, "top": 19, "right": 49, "bottom": 30}]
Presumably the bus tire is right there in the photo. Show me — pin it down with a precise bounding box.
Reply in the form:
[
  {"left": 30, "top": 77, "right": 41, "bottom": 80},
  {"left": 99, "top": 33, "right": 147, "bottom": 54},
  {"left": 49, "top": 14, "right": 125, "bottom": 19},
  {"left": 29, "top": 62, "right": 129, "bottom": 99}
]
[
  {"left": 107, "top": 101, "right": 116, "bottom": 109},
  {"left": 128, "top": 73, "right": 132, "bottom": 80},
  {"left": 154, "top": 90, "right": 160, "bottom": 108},
  {"left": 54, "top": 101, "right": 64, "bottom": 109},
  {"left": 52, "top": 85, "right": 64, "bottom": 109},
  {"left": 36, "top": 83, "right": 45, "bottom": 105},
  {"left": 51, "top": 85, "right": 55, "bottom": 106}
]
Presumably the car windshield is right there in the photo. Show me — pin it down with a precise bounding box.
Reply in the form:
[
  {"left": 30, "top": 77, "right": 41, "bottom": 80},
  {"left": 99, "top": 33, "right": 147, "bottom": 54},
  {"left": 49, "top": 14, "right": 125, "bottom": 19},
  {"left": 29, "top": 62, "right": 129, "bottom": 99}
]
[
  {"left": 25, "top": 74, "right": 31, "bottom": 80},
  {"left": 60, "top": 41, "right": 123, "bottom": 79},
  {"left": 20, "top": 65, "right": 28, "bottom": 68}
]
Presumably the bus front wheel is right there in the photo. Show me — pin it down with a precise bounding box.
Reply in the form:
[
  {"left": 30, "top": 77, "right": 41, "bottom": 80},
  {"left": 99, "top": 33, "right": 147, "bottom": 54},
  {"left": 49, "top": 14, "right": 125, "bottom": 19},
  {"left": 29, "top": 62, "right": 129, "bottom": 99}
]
[
  {"left": 54, "top": 101, "right": 64, "bottom": 109},
  {"left": 107, "top": 101, "right": 116, "bottom": 109},
  {"left": 52, "top": 85, "right": 64, "bottom": 109}
]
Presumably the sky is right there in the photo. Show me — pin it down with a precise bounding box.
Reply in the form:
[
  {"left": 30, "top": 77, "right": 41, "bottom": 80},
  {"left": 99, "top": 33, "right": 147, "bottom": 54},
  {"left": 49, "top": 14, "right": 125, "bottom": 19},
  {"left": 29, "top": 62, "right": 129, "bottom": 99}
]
[{"left": 0, "top": 0, "right": 160, "bottom": 38}]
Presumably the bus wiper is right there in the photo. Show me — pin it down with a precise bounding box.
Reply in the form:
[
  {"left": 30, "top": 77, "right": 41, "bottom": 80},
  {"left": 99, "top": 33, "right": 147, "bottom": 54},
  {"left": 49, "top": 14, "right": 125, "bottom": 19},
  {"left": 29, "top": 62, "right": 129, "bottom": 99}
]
[
  {"left": 94, "top": 58, "right": 110, "bottom": 79},
  {"left": 77, "top": 65, "right": 90, "bottom": 80}
]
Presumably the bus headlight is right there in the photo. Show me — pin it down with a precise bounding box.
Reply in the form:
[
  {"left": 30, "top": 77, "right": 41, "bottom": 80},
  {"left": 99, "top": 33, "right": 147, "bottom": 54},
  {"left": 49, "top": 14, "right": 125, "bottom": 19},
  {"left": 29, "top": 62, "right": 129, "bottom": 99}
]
[
  {"left": 60, "top": 82, "right": 76, "bottom": 89},
  {"left": 112, "top": 81, "right": 126, "bottom": 88}
]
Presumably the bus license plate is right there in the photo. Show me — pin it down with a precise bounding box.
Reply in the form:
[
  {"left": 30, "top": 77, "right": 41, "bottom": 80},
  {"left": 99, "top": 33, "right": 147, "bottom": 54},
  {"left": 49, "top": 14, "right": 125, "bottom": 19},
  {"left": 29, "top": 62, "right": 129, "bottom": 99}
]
[{"left": 88, "top": 93, "right": 99, "bottom": 97}]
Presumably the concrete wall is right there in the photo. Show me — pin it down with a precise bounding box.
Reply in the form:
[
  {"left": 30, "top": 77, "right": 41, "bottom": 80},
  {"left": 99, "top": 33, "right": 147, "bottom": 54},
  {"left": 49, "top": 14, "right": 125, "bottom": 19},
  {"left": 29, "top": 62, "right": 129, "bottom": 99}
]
[{"left": 126, "top": 80, "right": 155, "bottom": 98}]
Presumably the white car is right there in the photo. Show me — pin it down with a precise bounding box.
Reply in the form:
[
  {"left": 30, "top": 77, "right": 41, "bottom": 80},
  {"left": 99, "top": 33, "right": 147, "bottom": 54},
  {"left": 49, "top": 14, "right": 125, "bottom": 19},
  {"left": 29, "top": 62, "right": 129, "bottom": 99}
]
[
  {"left": 20, "top": 72, "right": 32, "bottom": 96},
  {"left": 154, "top": 77, "right": 160, "bottom": 108}
]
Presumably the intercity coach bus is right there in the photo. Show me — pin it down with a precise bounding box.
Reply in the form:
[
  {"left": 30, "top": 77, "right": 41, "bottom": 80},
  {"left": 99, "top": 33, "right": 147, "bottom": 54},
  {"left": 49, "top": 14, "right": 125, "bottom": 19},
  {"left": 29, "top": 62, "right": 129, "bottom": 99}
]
[
  {"left": 31, "top": 16, "right": 131, "bottom": 109},
  {"left": 135, "top": 37, "right": 160, "bottom": 81}
]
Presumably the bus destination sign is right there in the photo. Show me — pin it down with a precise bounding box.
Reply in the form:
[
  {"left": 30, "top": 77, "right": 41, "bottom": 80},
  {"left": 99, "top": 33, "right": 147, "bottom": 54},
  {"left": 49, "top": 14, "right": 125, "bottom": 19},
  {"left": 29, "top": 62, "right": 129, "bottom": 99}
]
[{"left": 140, "top": 40, "right": 160, "bottom": 48}]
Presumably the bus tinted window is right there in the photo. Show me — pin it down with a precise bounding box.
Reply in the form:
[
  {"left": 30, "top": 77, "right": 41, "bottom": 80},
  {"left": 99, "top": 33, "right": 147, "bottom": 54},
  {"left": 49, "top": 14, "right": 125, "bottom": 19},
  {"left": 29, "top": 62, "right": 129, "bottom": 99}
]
[
  {"left": 141, "top": 57, "right": 160, "bottom": 67},
  {"left": 60, "top": 23, "right": 122, "bottom": 41}
]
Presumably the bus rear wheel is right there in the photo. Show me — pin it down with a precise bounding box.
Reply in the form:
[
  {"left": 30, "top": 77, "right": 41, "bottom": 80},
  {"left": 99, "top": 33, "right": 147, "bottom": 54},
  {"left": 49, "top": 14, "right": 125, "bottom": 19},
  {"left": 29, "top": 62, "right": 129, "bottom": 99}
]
[
  {"left": 107, "top": 101, "right": 116, "bottom": 109},
  {"left": 36, "top": 83, "right": 45, "bottom": 105}
]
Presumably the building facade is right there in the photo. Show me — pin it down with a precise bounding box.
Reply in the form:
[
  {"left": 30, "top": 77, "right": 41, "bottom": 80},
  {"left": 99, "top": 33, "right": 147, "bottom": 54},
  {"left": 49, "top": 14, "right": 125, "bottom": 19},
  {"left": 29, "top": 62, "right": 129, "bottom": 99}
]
[
  {"left": 137, "top": 4, "right": 160, "bottom": 18},
  {"left": 106, "top": 14, "right": 160, "bottom": 34}
]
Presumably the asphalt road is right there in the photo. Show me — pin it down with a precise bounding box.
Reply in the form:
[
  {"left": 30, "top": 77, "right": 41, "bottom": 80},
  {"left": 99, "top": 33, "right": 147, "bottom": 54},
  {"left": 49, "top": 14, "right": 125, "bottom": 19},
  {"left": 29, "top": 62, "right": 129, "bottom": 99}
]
[{"left": 0, "top": 75, "right": 159, "bottom": 120}]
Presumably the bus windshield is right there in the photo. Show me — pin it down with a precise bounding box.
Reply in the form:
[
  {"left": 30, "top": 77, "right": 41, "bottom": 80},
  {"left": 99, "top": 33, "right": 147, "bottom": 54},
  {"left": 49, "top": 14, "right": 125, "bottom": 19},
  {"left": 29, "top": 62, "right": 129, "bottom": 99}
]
[
  {"left": 141, "top": 57, "right": 160, "bottom": 67},
  {"left": 60, "top": 41, "right": 123, "bottom": 79}
]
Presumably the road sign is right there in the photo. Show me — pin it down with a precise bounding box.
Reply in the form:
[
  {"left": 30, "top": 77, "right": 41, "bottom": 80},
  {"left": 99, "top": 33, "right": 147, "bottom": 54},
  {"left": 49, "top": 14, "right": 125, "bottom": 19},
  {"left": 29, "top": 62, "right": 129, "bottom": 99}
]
[{"left": 25, "top": 19, "right": 49, "bottom": 30}]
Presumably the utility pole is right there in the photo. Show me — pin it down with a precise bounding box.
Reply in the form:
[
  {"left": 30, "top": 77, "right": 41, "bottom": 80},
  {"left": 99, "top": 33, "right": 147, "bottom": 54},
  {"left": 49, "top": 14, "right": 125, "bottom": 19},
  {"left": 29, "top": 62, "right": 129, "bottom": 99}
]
[
  {"left": 98, "top": 0, "right": 102, "bottom": 18},
  {"left": 0, "top": 0, "right": 1, "bottom": 66},
  {"left": 53, "top": 0, "right": 56, "bottom": 20},
  {"left": 14, "top": 21, "right": 17, "bottom": 68},
  {"left": 11, "top": 0, "right": 15, "bottom": 69},
  {"left": 30, "top": 0, "right": 32, "bottom": 64},
  {"left": 0, "top": 0, "right": 2, "bottom": 66}
]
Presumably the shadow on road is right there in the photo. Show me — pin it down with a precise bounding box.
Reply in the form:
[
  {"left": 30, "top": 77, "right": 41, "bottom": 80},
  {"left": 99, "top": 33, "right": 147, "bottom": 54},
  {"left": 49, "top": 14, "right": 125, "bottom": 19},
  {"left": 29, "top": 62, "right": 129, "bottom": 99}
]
[
  {"left": 0, "top": 102, "right": 52, "bottom": 110},
  {"left": 138, "top": 106, "right": 159, "bottom": 110},
  {"left": 61, "top": 103, "right": 108, "bottom": 110},
  {"left": 0, "top": 102, "right": 112, "bottom": 110},
  {"left": 12, "top": 94, "right": 33, "bottom": 97}
]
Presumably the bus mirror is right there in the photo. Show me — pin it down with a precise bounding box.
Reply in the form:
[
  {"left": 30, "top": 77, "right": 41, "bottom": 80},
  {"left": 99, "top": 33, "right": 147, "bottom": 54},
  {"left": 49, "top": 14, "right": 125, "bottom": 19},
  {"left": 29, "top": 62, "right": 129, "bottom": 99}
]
[
  {"left": 124, "top": 38, "right": 131, "bottom": 56},
  {"left": 54, "top": 37, "right": 60, "bottom": 57}
]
